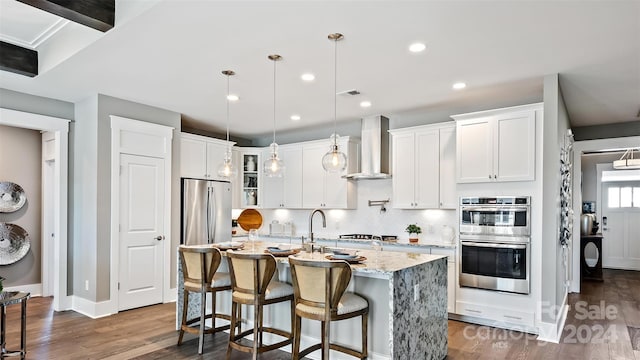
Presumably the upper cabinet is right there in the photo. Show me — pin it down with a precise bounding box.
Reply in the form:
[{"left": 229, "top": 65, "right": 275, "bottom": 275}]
[
  {"left": 180, "top": 133, "right": 234, "bottom": 181},
  {"left": 238, "top": 149, "right": 262, "bottom": 208},
  {"left": 390, "top": 123, "right": 456, "bottom": 209},
  {"left": 452, "top": 103, "right": 540, "bottom": 183},
  {"left": 302, "top": 137, "right": 359, "bottom": 209},
  {"left": 262, "top": 144, "right": 303, "bottom": 209}
]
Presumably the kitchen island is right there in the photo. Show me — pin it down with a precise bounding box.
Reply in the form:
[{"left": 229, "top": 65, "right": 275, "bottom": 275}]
[{"left": 177, "top": 242, "right": 448, "bottom": 359}]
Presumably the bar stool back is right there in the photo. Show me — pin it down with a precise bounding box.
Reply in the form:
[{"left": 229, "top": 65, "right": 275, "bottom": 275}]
[
  {"left": 226, "top": 252, "right": 294, "bottom": 360},
  {"left": 289, "top": 257, "right": 369, "bottom": 360},
  {"left": 178, "top": 245, "right": 232, "bottom": 354}
]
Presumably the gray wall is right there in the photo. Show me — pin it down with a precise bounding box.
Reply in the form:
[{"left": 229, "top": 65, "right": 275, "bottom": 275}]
[
  {"left": 581, "top": 152, "right": 624, "bottom": 205},
  {"left": 540, "top": 74, "right": 570, "bottom": 324},
  {"left": 0, "top": 88, "right": 74, "bottom": 120},
  {"left": 573, "top": 121, "right": 640, "bottom": 141},
  {"left": 71, "top": 94, "right": 181, "bottom": 302},
  {"left": 0, "top": 88, "right": 74, "bottom": 292},
  {"left": 0, "top": 125, "right": 42, "bottom": 287},
  {"left": 71, "top": 96, "right": 99, "bottom": 300}
]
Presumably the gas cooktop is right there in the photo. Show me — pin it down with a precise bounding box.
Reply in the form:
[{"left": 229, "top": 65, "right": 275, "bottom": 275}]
[{"left": 339, "top": 234, "right": 398, "bottom": 241}]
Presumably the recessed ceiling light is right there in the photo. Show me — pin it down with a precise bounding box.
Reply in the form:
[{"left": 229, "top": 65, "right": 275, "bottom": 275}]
[
  {"left": 227, "top": 94, "right": 239, "bottom": 101},
  {"left": 409, "top": 42, "right": 426, "bottom": 53},
  {"left": 290, "top": 114, "right": 301, "bottom": 121},
  {"left": 360, "top": 101, "right": 372, "bottom": 108},
  {"left": 452, "top": 82, "right": 466, "bottom": 90},
  {"left": 301, "top": 73, "right": 315, "bottom": 81}
]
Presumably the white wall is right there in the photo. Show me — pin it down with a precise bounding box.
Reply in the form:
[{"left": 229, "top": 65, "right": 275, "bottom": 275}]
[{"left": 244, "top": 179, "right": 458, "bottom": 243}]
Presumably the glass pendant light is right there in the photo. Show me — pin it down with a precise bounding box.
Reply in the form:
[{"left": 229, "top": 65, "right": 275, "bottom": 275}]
[
  {"left": 322, "top": 33, "right": 348, "bottom": 173},
  {"left": 217, "top": 70, "right": 237, "bottom": 178},
  {"left": 263, "top": 54, "right": 285, "bottom": 177}
]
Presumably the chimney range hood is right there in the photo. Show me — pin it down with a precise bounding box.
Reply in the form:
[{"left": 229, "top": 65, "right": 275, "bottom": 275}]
[{"left": 344, "top": 115, "right": 392, "bottom": 180}]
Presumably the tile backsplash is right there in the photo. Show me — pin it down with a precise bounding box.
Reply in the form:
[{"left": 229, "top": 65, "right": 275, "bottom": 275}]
[{"left": 235, "top": 179, "right": 458, "bottom": 242}]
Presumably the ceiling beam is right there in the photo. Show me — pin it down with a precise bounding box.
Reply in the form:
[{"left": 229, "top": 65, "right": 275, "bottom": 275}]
[
  {"left": 17, "top": 0, "right": 115, "bottom": 32},
  {"left": 0, "top": 41, "right": 38, "bottom": 77}
]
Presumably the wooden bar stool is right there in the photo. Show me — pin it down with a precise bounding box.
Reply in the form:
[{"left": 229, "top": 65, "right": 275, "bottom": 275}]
[
  {"left": 226, "top": 252, "right": 294, "bottom": 360},
  {"left": 289, "top": 257, "right": 369, "bottom": 360},
  {"left": 177, "top": 245, "right": 232, "bottom": 355}
]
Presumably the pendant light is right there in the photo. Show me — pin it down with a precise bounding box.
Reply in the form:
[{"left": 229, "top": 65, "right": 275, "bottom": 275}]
[
  {"left": 322, "top": 33, "right": 348, "bottom": 173},
  {"left": 217, "top": 70, "right": 237, "bottom": 178},
  {"left": 263, "top": 54, "right": 285, "bottom": 177},
  {"left": 613, "top": 148, "right": 640, "bottom": 169}
]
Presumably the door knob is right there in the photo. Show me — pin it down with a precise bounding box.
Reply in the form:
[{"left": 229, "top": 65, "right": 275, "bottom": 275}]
[{"left": 155, "top": 235, "right": 165, "bottom": 241}]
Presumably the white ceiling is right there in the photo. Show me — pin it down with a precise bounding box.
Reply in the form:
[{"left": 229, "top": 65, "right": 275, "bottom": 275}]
[
  {"left": 0, "top": 1, "right": 638, "bottom": 138},
  {"left": 0, "top": 0, "right": 68, "bottom": 49}
]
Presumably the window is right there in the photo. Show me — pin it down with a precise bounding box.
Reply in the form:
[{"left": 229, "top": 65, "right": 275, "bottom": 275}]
[{"left": 607, "top": 186, "right": 640, "bottom": 208}]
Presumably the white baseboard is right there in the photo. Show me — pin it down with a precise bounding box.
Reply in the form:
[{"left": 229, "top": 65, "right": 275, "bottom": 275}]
[
  {"left": 3, "top": 283, "right": 43, "bottom": 296},
  {"left": 71, "top": 296, "right": 115, "bottom": 319},
  {"left": 536, "top": 292, "right": 568, "bottom": 343}
]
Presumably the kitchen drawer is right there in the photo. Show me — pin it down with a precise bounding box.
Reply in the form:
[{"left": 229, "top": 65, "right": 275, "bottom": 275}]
[
  {"left": 456, "top": 301, "right": 534, "bottom": 328},
  {"left": 498, "top": 307, "right": 534, "bottom": 327}
]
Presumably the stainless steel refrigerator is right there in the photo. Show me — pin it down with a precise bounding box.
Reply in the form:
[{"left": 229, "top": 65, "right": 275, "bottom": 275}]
[{"left": 181, "top": 178, "right": 232, "bottom": 245}]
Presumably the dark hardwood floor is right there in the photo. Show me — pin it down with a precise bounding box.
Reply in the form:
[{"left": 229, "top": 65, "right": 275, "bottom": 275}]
[{"left": 2, "top": 269, "right": 639, "bottom": 359}]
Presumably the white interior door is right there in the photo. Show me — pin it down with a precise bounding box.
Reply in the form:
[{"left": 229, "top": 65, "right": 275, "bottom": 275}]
[
  {"left": 601, "top": 181, "right": 640, "bottom": 270},
  {"left": 119, "top": 153, "right": 165, "bottom": 311}
]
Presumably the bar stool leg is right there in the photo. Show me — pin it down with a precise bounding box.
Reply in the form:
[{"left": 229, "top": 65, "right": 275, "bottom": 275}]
[
  {"left": 20, "top": 299, "right": 26, "bottom": 359},
  {"left": 198, "top": 290, "right": 206, "bottom": 355},
  {"left": 226, "top": 301, "right": 238, "bottom": 360},
  {"left": 252, "top": 300, "right": 259, "bottom": 360},
  {"left": 1, "top": 305, "right": 6, "bottom": 355},
  {"left": 321, "top": 320, "right": 329, "bottom": 360},
  {"left": 293, "top": 314, "right": 302, "bottom": 360},
  {"left": 361, "top": 313, "right": 368, "bottom": 359},
  {"left": 177, "top": 291, "right": 189, "bottom": 345}
]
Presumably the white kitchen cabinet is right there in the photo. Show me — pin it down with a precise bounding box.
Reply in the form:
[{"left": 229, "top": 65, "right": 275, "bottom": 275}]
[
  {"left": 452, "top": 103, "right": 540, "bottom": 183},
  {"left": 180, "top": 133, "right": 234, "bottom": 180},
  {"left": 262, "top": 145, "right": 303, "bottom": 209},
  {"left": 439, "top": 126, "right": 457, "bottom": 209},
  {"left": 390, "top": 123, "right": 456, "bottom": 209},
  {"left": 301, "top": 137, "right": 359, "bottom": 209}
]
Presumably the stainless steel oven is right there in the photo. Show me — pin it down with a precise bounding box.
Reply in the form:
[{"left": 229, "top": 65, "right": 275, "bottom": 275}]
[
  {"left": 460, "top": 196, "right": 530, "bottom": 236},
  {"left": 459, "top": 196, "right": 531, "bottom": 295}
]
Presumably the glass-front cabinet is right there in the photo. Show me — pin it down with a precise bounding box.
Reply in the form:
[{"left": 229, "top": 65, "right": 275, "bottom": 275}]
[{"left": 238, "top": 150, "right": 261, "bottom": 208}]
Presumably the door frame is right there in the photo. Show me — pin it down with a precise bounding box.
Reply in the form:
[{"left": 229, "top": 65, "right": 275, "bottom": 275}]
[
  {"left": 0, "top": 108, "right": 70, "bottom": 311},
  {"left": 109, "top": 115, "right": 173, "bottom": 314},
  {"left": 571, "top": 135, "right": 640, "bottom": 293}
]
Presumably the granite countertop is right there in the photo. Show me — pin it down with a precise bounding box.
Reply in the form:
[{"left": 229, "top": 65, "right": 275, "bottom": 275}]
[
  {"left": 232, "top": 233, "right": 457, "bottom": 249},
  {"left": 221, "top": 241, "right": 446, "bottom": 276}
]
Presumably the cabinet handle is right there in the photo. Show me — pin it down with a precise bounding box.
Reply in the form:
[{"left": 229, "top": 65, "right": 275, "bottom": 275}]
[
  {"left": 503, "top": 315, "right": 522, "bottom": 320},
  {"left": 494, "top": 174, "right": 497, "bottom": 179},
  {"left": 465, "top": 308, "right": 482, "bottom": 314},
  {"left": 489, "top": 175, "right": 492, "bottom": 179}
]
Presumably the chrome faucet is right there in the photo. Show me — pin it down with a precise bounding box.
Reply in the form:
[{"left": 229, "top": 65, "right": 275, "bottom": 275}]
[{"left": 308, "top": 209, "right": 326, "bottom": 246}]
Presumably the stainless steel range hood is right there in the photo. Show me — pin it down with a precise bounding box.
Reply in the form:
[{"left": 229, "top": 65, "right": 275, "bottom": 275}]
[{"left": 344, "top": 115, "right": 391, "bottom": 180}]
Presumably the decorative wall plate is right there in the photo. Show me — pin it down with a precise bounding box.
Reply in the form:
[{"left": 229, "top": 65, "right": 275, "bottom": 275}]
[
  {"left": 0, "top": 182, "right": 27, "bottom": 213},
  {"left": 0, "top": 223, "right": 31, "bottom": 265}
]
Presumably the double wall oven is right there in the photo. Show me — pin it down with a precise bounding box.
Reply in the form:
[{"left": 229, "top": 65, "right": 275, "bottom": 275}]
[{"left": 459, "top": 196, "right": 531, "bottom": 295}]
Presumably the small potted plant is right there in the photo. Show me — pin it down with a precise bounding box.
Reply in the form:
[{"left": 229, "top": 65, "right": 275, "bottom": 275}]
[
  {"left": 0, "top": 276, "right": 5, "bottom": 293},
  {"left": 405, "top": 224, "right": 422, "bottom": 243}
]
